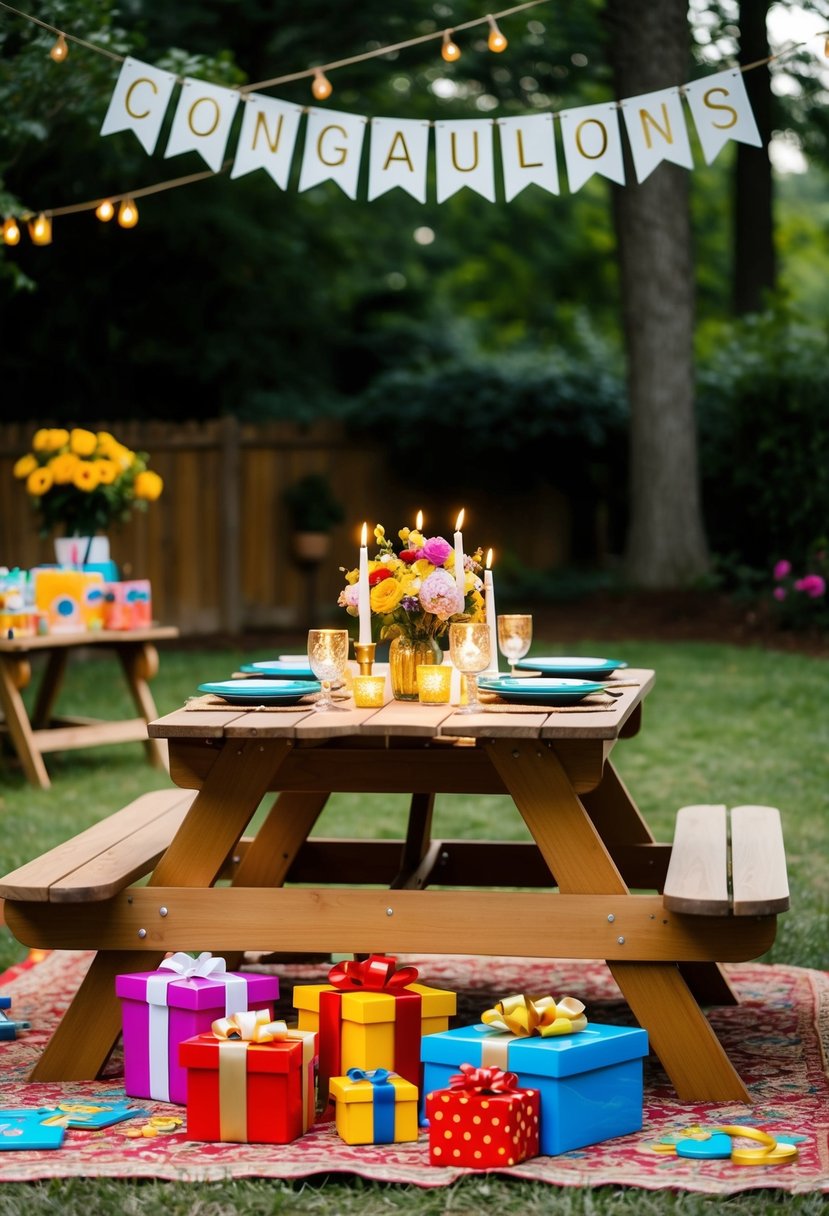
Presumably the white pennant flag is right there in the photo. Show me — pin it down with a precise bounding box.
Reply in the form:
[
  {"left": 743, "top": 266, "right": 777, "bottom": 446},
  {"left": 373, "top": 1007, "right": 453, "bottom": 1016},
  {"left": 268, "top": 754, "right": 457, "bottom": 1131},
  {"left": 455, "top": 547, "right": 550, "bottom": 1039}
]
[
  {"left": 298, "top": 108, "right": 368, "bottom": 199},
  {"left": 683, "top": 69, "right": 762, "bottom": 165},
  {"left": 100, "top": 57, "right": 177, "bottom": 156},
  {"left": 165, "top": 78, "right": 240, "bottom": 173},
  {"left": 497, "top": 114, "right": 558, "bottom": 202},
  {"left": 367, "top": 117, "right": 430, "bottom": 203},
  {"left": 560, "top": 103, "right": 625, "bottom": 193},
  {"left": 620, "top": 86, "right": 693, "bottom": 183},
  {"left": 434, "top": 120, "right": 496, "bottom": 203},
  {"left": 230, "top": 94, "right": 303, "bottom": 188}
]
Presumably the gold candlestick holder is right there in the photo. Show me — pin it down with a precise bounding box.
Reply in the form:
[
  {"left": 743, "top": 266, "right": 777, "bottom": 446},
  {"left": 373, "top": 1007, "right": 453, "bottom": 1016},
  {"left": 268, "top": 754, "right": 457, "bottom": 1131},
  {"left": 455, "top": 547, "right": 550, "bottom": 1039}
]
[{"left": 353, "top": 641, "right": 376, "bottom": 675}]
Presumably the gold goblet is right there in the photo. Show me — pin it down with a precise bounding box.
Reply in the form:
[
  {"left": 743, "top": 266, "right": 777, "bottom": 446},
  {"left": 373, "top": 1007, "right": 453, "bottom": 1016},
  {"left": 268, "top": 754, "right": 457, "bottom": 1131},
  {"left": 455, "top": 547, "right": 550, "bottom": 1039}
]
[
  {"left": 497, "top": 613, "right": 533, "bottom": 676},
  {"left": 307, "top": 628, "right": 350, "bottom": 712},
  {"left": 449, "top": 622, "right": 491, "bottom": 715}
]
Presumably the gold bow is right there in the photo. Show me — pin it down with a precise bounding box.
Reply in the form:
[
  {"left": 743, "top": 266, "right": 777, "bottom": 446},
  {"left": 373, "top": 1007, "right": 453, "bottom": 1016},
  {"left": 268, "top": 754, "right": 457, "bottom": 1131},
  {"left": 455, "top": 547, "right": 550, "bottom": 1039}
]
[
  {"left": 481, "top": 993, "right": 587, "bottom": 1037},
  {"left": 211, "top": 1009, "right": 289, "bottom": 1042}
]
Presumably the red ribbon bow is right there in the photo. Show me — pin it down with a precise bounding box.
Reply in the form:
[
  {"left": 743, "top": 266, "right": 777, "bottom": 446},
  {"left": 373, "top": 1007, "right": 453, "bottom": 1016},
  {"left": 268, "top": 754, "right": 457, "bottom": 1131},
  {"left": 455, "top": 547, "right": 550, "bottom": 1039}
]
[
  {"left": 327, "top": 954, "right": 419, "bottom": 991},
  {"left": 448, "top": 1063, "right": 519, "bottom": 1094}
]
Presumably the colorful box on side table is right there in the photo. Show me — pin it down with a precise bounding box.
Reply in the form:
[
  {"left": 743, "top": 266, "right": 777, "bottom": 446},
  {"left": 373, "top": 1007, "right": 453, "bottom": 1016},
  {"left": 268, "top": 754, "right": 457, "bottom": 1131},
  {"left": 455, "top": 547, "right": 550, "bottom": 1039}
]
[
  {"left": 115, "top": 952, "right": 279, "bottom": 1105},
  {"left": 293, "top": 954, "right": 456, "bottom": 1101},
  {"left": 421, "top": 1022, "right": 649, "bottom": 1156},
  {"left": 104, "top": 580, "right": 152, "bottom": 630},
  {"left": 179, "top": 1014, "right": 316, "bottom": 1144},
  {"left": 329, "top": 1067, "right": 419, "bottom": 1145},
  {"left": 425, "top": 1064, "right": 540, "bottom": 1167}
]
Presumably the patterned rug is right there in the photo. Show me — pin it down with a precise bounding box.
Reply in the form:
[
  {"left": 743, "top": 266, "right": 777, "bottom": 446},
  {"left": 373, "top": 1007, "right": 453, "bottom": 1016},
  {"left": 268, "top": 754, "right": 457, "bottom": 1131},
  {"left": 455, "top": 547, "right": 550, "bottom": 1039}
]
[{"left": 0, "top": 949, "right": 827, "bottom": 1193}]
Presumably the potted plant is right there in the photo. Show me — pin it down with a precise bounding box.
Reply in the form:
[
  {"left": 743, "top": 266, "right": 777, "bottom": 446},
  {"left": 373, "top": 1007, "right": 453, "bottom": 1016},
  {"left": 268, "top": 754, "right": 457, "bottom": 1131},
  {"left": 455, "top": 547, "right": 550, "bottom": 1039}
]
[{"left": 284, "top": 472, "right": 345, "bottom": 563}]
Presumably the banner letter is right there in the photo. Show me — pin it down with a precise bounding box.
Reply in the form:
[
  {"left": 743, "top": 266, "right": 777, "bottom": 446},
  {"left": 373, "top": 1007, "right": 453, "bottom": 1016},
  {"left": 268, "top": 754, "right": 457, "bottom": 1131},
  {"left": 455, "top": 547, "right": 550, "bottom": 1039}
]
[
  {"left": 100, "top": 57, "right": 177, "bottom": 156},
  {"left": 231, "top": 94, "right": 303, "bottom": 188},
  {"left": 368, "top": 118, "right": 429, "bottom": 202},
  {"left": 298, "top": 108, "right": 367, "bottom": 198},
  {"left": 497, "top": 114, "right": 559, "bottom": 201},
  {"left": 683, "top": 69, "right": 762, "bottom": 165},
  {"left": 435, "top": 120, "right": 496, "bottom": 203},
  {"left": 560, "top": 103, "right": 625, "bottom": 192},
  {"left": 165, "top": 78, "right": 240, "bottom": 173},
  {"left": 620, "top": 86, "right": 693, "bottom": 182}
]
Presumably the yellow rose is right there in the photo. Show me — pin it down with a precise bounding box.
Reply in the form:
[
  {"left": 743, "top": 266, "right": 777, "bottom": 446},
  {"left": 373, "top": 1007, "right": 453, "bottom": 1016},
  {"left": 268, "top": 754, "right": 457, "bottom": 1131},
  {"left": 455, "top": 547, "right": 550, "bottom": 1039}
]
[
  {"left": 13, "top": 454, "right": 37, "bottom": 479},
  {"left": 370, "top": 578, "right": 404, "bottom": 614},
  {"left": 72, "top": 461, "right": 102, "bottom": 492},
  {"left": 134, "top": 470, "right": 163, "bottom": 501},
  {"left": 27, "top": 466, "right": 53, "bottom": 496},
  {"left": 95, "top": 431, "right": 117, "bottom": 457},
  {"left": 69, "top": 428, "right": 97, "bottom": 457},
  {"left": 47, "top": 429, "right": 69, "bottom": 451},
  {"left": 32, "top": 428, "right": 52, "bottom": 452},
  {"left": 412, "top": 558, "right": 434, "bottom": 580},
  {"left": 95, "top": 458, "right": 119, "bottom": 485},
  {"left": 49, "top": 452, "right": 79, "bottom": 484}
]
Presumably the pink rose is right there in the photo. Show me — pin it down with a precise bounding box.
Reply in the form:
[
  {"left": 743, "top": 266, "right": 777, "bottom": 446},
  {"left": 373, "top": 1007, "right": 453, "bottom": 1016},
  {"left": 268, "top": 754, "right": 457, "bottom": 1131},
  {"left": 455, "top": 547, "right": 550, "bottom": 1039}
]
[
  {"left": 421, "top": 536, "right": 453, "bottom": 566},
  {"left": 773, "top": 587, "right": 787, "bottom": 602},
  {"left": 794, "top": 574, "right": 826, "bottom": 598},
  {"left": 773, "top": 560, "right": 791, "bottom": 581}
]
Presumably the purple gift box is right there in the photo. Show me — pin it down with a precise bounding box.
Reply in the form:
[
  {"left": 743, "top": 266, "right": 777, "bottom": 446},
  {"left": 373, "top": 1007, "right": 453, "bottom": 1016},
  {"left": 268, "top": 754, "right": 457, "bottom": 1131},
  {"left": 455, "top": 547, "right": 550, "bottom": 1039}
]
[{"left": 116, "top": 952, "right": 279, "bottom": 1105}]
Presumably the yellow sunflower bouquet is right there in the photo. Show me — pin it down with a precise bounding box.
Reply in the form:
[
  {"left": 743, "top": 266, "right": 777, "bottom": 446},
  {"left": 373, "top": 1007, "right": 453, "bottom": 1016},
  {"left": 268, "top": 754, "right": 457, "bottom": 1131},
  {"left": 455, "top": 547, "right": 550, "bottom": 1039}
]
[{"left": 13, "top": 427, "right": 163, "bottom": 538}]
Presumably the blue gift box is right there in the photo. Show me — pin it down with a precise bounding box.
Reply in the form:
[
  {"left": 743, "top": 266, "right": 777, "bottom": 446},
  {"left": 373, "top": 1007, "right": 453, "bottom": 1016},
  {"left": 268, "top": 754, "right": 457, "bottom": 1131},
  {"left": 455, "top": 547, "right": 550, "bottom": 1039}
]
[{"left": 421, "top": 1022, "right": 649, "bottom": 1156}]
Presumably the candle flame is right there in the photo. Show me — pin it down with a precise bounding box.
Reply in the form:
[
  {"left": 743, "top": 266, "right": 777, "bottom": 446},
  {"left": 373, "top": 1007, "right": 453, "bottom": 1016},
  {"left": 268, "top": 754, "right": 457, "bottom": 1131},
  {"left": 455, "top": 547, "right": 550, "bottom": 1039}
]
[
  {"left": 455, "top": 509, "right": 465, "bottom": 531},
  {"left": 416, "top": 510, "right": 423, "bottom": 531},
  {"left": 486, "top": 548, "right": 493, "bottom": 569},
  {"left": 361, "top": 522, "right": 368, "bottom": 546}
]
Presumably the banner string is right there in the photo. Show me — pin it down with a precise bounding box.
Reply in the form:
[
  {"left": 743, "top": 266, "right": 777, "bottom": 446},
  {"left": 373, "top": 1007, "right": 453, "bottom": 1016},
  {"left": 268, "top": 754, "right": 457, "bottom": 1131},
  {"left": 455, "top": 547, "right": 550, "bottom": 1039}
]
[{"left": 0, "top": 0, "right": 826, "bottom": 225}]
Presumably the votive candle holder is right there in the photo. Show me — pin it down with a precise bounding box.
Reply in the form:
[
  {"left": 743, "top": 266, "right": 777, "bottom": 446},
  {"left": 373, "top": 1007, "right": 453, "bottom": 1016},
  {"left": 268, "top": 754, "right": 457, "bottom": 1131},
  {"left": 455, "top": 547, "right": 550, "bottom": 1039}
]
[
  {"left": 417, "top": 664, "right": 452, "bottom": 705},
  {"left": 352, "top": 674, "right": 386, "bottom": 708}
]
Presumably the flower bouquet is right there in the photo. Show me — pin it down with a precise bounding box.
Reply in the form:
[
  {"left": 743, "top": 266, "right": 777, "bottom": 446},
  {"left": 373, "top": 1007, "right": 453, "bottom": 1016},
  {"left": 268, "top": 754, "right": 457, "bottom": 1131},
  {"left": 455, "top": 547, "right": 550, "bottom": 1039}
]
[{"left": 13, "top": 427, "right": 163, "bottom": 540}]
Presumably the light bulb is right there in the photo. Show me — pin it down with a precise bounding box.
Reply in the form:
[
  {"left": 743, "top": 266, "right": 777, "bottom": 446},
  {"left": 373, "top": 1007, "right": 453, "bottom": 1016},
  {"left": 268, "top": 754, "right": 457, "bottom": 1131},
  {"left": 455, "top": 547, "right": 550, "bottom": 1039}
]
[
  {"left": 487, "top": 17, "right": 508, "bottom": 53},
  {"left": 49, "top": 33, "right": 68, "bottom": 62},
  {"left": 2, "top": 217, "right": 20, "bottom": 246},
  {"left": 95, "top": 199, "right": 115, "bottom": 222},
  {"left": 118, "top": 198, "right": 138, "bottom": 228},
  {"left": 825, "top": 35, "right": 829, "bottom": 57},
  {"left": 28, "top": 213, "right": 52, "bottom": 246},
  {"left": 441, "top": 30, "right": 461, "bottom": 62},
  {"left": 311, "top": 70, "right": 332, "bottom": 100}
]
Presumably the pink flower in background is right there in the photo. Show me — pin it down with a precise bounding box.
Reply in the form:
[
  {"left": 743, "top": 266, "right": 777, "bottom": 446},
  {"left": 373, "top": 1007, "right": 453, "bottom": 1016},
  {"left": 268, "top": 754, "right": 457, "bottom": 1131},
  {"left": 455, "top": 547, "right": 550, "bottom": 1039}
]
[
  {"left": 773, "top": 560, "right": 791, "bottom": 581},
  {"left": 421, "top": 536, "right": 453, "bottom": 567},
  {"left": 794, "top": 574, "right": 826, "bottom": 598},
  {"left": 773, "top": 587, "right": 787, "bottom": 602}
]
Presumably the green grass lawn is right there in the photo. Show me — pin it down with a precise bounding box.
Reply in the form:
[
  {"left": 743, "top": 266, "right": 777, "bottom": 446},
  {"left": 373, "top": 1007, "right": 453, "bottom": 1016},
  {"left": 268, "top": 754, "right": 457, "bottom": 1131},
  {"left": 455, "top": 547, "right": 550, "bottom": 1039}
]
[{"left": 0, "top": 633, "right": 826, "bottom": 1213}]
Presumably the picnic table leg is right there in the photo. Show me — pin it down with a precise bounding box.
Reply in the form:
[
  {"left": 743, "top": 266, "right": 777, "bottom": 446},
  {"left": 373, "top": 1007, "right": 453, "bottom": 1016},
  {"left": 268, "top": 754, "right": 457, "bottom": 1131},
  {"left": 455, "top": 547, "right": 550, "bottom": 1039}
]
[
  {"left": 0, "top": 654, "right": 51, "bottom": 789},
  {"left": 486, "top": 738, "right": 751, "bottom": 1104},
  {"left": 116, "top": 642, "right": 166, "bottom": 769},
  {"left": 31, "top": 650, "right": 69, "bottom": 730}
]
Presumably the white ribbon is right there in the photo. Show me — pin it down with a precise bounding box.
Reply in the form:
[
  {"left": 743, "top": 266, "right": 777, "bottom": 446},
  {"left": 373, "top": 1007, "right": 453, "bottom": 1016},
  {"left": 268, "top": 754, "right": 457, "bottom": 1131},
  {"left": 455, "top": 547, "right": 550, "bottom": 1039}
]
[{"left": 145, "top": 952, "right": 248, "bottom": 1102}]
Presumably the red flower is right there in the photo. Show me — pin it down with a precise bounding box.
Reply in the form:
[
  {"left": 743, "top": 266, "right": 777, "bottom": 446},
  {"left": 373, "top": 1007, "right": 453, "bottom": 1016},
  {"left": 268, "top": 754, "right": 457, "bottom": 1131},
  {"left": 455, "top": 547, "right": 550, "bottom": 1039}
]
[
  {"left": 368, "top": 567, "right": 393, "bottom": 586},
  {"left": 399, "top": 550, "right": 418, "bottom": 564}
]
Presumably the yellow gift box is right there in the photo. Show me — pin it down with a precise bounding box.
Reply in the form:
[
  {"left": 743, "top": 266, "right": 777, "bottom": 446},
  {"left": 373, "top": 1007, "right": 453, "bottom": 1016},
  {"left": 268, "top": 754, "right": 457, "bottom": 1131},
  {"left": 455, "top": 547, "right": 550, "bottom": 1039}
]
[{"left": 329, "top": 1068, "right": 419, "bottom": 1145}]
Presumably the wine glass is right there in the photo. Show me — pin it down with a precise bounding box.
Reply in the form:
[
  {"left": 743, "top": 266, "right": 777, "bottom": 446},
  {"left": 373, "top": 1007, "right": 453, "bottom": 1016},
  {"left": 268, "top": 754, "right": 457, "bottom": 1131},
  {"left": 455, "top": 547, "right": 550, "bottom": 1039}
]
[
  {"left": 307, "top": 628, "right": 350, "bottom": 712},
  {"left": 497, "top": 614, "right": 533, "bottom": 676},
  {"left": 448, "top": 622, "right": 491, "bottom": 715}
]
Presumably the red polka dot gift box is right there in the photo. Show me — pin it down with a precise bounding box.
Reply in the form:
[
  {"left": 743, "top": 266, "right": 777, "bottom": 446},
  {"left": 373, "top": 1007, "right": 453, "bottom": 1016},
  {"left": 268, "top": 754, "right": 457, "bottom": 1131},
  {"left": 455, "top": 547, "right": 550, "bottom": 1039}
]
[{"left": 425, "top": 1064, "right": 540, "bottom": 1168}]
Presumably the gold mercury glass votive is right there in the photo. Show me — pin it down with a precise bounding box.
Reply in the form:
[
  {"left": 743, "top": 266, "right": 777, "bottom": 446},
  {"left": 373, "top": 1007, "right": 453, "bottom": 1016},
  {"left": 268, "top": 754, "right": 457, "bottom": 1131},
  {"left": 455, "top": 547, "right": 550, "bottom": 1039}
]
[
  {"left": 352, "top": 674, "right": 386, "bottom": 708},
  {"left": 417, "top": 664, "right": 452, "bottom": 705}
]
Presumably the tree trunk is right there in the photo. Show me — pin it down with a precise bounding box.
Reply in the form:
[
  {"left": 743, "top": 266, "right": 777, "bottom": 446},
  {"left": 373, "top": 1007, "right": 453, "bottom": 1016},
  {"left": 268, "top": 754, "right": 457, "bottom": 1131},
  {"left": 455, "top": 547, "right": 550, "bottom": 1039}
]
[
  {"left": 734, "top": 0, "right": 775, "bottom": 314},
  {"left": 607, "top": 0, "right": 710, "bottom": 587}
]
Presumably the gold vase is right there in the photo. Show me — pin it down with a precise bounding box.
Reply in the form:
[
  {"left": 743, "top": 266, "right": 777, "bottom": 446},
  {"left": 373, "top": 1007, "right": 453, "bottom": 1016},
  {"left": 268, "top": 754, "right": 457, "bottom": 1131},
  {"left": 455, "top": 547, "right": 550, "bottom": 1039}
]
[{"left": 389, "top": 634, "right": 442, "bottom": 701}]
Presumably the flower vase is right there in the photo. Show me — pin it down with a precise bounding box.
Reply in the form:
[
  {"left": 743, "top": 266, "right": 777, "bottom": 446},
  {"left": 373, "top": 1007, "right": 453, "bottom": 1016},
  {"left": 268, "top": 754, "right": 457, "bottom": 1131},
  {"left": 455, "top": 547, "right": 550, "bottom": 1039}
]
[
  {"left": 389, "top": 634, "right": 442, "bottom": 701},
  {"left": 54, "top": 535, "right": 111, "bottom": 567}
]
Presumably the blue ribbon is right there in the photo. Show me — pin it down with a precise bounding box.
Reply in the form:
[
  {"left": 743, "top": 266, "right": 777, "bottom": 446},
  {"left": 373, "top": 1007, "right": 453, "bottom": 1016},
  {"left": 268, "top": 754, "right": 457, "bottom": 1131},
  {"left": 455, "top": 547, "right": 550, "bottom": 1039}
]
[{"left": 346, "top": 1067, "right": 396, "bottom": 1144}]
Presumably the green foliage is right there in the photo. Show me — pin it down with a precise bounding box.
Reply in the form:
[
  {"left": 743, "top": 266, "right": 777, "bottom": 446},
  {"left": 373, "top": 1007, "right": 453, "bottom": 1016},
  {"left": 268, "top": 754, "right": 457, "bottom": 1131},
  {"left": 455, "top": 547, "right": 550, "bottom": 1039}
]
[
  {"left": 283, "top": 472, "right": 344, "bottom": 532},
  {"left": 696, "top": 305, "right": 829, "bottom": 570}
]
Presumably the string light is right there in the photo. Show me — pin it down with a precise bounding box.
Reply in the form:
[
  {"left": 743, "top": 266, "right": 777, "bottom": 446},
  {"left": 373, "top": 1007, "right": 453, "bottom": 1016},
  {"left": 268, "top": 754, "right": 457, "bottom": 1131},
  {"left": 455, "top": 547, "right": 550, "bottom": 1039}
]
[
  {"left": 487, "top": 15, "right": 508, "bottom": 52},
  {"left": 311, "top": 68, "right": 333, "bottom": 100},
  {"left": 48, "top": 32, "right": 68, "bottom": 62},
  {"left": 28, "top": 213, "right": 52, "bottom": 245},
  {"left": 117, "top": 198, "right": 138, "bottom": 227},
  {"left": 441, "top": 29, "right": 461, "bottom": 62},
  {"left": 2, "top": 217, "right": 20, "bottom": 245},
  {"left": 95, "top": 199, "right": 115, "bottom": 222}
]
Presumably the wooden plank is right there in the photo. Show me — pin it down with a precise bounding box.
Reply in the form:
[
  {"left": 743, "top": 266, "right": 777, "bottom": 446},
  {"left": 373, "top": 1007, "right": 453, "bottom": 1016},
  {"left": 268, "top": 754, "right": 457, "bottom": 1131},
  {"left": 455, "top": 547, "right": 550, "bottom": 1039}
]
[
  {"left": 0, "top": 652, "right": 51, "bottom": 788},
  {"left": 730, "top": 804, "right": 790, "bottom": 916},
  {"left": 662, "top": 805, "right": 730, "bottom": 915},
  {"left": 0, "top": 790, "right": 197, "bottom": 901},
  {"left": 22, "top": 718, "right": 152, "bottom": 753},
  {"left": 0, "top": 627, "right": 179, "bottom": 654}
]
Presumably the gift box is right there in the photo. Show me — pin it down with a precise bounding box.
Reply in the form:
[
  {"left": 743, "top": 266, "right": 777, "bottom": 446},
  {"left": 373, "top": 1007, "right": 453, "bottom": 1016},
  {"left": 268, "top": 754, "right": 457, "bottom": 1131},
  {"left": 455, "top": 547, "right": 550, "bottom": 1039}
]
[
  {"left": 179, "top": 1012, "right": 316, "bottom": 1144},
  {"left": 421, "top": 1012, "right": 648, "bottom": 1156},
  {"left": 329, "top": 1067, "right": 419, "bottom": 1146},
  {"left": 33, "top": 568, "right": 105, "bottom": 632},
  {"left": 425, "top": 1064, "right": 540, "bottom": 1168},
  {"left": 104, "top": 579, "right": 152, "bottom": 630},
  {"left": 116, "top": 951, "right": 279, "bottom": 1105},
  {"left": 294, "top": 954, "right": 455, "bottom": 1100}
]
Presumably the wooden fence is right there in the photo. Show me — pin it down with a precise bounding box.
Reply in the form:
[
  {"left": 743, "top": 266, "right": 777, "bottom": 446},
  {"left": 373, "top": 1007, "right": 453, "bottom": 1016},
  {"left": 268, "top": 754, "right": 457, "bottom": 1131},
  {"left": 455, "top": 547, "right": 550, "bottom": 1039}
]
[{"left": 0, "top": 419, "right": 573, "bottom": 636}]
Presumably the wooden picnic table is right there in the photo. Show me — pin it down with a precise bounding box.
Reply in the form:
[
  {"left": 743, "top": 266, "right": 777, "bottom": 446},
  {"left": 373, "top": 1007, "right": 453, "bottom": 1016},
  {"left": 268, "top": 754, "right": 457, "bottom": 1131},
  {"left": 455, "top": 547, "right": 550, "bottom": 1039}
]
[
  {"left": 1, "top": 668, "right": 783, "bottom": 1102},
  {"left": 0, "top": 626, "right": 179, "bottom": 788}
]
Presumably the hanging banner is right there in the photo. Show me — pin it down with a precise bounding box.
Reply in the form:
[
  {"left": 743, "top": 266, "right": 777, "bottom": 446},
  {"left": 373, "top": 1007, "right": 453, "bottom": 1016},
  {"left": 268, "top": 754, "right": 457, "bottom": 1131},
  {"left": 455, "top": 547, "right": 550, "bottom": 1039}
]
[
  {"left": 230, "top": 94, "right": 303, "bottom": 187},
  {"left": 165, "top": 78, "right": 240, "bottom": 173},
  {"left": 559, "top": 102, "right": 625, "bottom": 193},
  {"left": 367, "top": 117, "right": 430, "bottom": 203},
  {"left": 99, "top": 57, "right": 177, "bottom": 156},
  {"left": 620, "top": 86, "right": 694, "bottom": 183},
  {"left": 298, "top": 108, "right": 368, "bottom": 198},
  {"left": 683, "top": 68, "right": 762, "bottom": 165},
  {"left": 435, "top": 120, "right": 496, "bottom": 203},
  {"left": 497, "top": 114, "right": 559, "bottom": 201}
]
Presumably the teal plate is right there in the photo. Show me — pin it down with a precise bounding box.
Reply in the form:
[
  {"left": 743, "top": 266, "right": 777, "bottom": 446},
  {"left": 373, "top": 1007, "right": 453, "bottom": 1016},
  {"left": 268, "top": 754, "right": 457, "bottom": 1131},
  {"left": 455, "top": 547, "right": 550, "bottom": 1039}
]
[
  {"left": 515, "top": 656, "right": 628, "bottom": 679},
  {"left": 478, "top": 676, "right": 606, "bottom": 704},
  {"left": 197, "top": 678, "right": 320, "bottom": 705},
  {"left": 239, "top": 660, "right": 315, "bottom": 679}
]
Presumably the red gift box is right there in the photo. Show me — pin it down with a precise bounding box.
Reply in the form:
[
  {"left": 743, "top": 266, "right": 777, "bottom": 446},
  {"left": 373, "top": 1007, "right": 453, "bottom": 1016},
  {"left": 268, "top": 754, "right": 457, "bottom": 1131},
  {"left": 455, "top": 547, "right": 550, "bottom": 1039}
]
[
  {"left": 179, "top": 1012, "right": 316, "bottom": 1144},
  {"left": 425, "top": 1063, "right": 540, "bottom": 1168}
]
